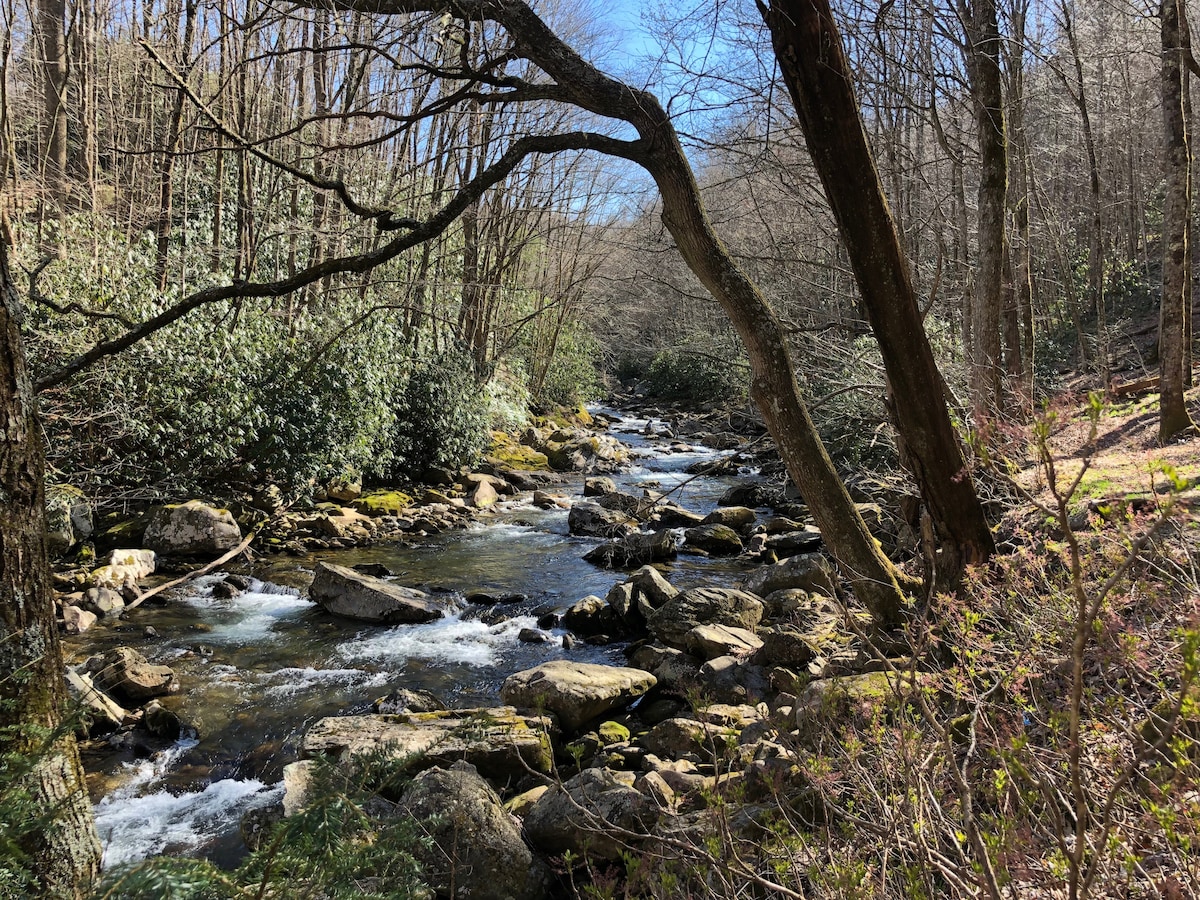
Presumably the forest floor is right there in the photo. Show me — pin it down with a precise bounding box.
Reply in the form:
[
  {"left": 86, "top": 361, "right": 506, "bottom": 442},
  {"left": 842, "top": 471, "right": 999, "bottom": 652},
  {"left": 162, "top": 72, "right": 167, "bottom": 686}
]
[{"left": 1008, "top": 381, "right": 1200, "bottom": 513}]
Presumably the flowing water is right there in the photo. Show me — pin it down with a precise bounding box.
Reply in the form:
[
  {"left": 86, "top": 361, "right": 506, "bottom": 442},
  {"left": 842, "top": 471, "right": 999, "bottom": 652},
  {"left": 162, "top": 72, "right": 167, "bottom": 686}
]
[{"left": 75, "top": 411, "right": 759, "bottom": 868}]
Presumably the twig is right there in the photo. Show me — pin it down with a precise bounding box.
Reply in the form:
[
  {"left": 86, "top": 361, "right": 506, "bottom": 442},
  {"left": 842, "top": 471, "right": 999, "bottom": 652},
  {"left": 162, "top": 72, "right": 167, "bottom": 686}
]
[{"left": 124, "top": 528, "right": 257, "bottom": 611}]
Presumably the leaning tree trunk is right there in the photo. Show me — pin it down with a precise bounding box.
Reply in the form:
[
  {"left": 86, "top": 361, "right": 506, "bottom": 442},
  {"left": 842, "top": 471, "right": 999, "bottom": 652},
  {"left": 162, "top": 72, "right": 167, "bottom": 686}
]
[
  {"left": 0, "top": 240, "right": 101, "bottom": 896},
  {"left": 1160, "top": 0, "right": 1197, "bottom": 441},
  {"left": 761, "top": 0, "right": 995, "bottom": 576}
]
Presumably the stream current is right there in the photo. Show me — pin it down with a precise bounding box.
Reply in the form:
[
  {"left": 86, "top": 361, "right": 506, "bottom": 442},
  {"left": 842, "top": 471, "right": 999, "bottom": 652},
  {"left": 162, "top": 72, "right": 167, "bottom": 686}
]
[{"left": 72, "top": 411, "right": 758, "bottom": 869}]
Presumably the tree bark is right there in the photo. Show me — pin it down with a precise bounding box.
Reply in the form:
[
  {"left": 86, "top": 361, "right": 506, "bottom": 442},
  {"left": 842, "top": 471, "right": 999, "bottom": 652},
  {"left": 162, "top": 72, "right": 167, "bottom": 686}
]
[
  {"left": 0, "top": 239, "right": 101, "bottom": 897},
  {"left": 761, "top": 0, "right": 996, "bottom": 574},
  {"left": 1160, "top": 0, "right": 1197, "bottom": 440},
  {"left": 36, "top": 0, "right": 69, "bottom": 240},
  {"left": 963, "top": 0, "right": 1007, "bottom": 424}
]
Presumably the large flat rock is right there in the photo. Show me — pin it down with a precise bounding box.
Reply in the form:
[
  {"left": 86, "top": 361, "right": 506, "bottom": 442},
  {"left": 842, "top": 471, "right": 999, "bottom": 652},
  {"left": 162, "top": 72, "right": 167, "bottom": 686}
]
[
  {"left": 301, "top": 707, "right": 553, "bottom": 778},
  {"left": 501, "top": 660, "right": 656, "bottom": 731},
  {"left": 309, "top": 561, "right": 442, "bottom": 624}
]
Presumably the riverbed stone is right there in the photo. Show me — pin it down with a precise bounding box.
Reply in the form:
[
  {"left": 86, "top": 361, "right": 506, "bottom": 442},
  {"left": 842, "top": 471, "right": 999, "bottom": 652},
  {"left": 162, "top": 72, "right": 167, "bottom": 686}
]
[
  {"left": 567, "top": 501, "right": 635, "bottom": 538},
  {"left": 45, "top": 485, "right": 93, "bottom": 556},
  {"left": 563, "top": 594, "right": 619, "bottom": 636},
  {"left": 628, "top": 565, "right": 677, "bottom": 610},
  {"left": 501, "top": 660, "right": 656, "bottom": 731},
  {"left": 685, "top": 624, "right": 763, "bottom": 660},
  {"left": 64, "top": 668, "right": 127, "bottom": 732},
  {"left": 743, "top": 552, "right": 836, "bottom": 597},
  {"left": 701, "top": 506, "right": 757, "bottom": 533},
  {"left": 398, "top": 761, "right": 550, "bottom": 900},
  {"left": 302, "top": 707, "right": 553, "bottom": 779},
  {"left": 641, "top": 717, "right": 733, "bottom": 760},
  {"left": 646, "top": 587, "right": 764, "bottom": 649},
  {"left": 144, "top": 500, "right": 241, "bottom": 556},
  {"left": 766, "top": 527, "right": 824, "bottom": 558},
  {"left": 309, "top": 562, "right": 442, "bottom": 624},
  {"left": 62, "top": 605, "right": 98, "bottom": 634},
  {"left": 523, "top": 767, "right": 659, "bottom": 860},
  {"left": 87, "top": 647, "right": 176, "bottom": 703},
  {"left": 653, "top": 504, "right": 705, "bottom": 528},
  {"left": 81, "top": 587, "right": 124, "bottom": 619},
  {"left": 683, "top": 523, "right": 744, "bottom": 556},
  {"left": 583, "top": 476, "right": 617, "bottom": 496}
]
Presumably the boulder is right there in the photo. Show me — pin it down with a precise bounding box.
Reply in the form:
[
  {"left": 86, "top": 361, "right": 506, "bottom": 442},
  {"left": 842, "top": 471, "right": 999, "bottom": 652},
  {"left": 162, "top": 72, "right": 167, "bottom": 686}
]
[
  {"left": 583, "top": 530, "right": 677, "bottom": 569},
  {"left": 701, "top": 506, "right": 757, "bottom": 533},
  {"left": 81, "top": 587, "right": 124, "bottom": 619},
  {"left": 106, "top": 549, "right": 156, "bottom": 579},
  {"left": 87, "top": 647, "right": 176, "bottom": 703},
  {"left": 501, "top": 660, "right": 656, "bottom": 731},
  {"left": 683, "top": 524, "right": 744, "bottom": 556},
  {"left": 532, "top": 490, "right": 570, "bottom": 509},
  {"left": 374, "top": 688, "right": 446, "bottom": 715},
  {"left": 597, "top": 490, "right": 654, "bottom": 520},
  {"left": 351, "top": 491, "right": 413, "bottom": 517},
  {"left": 685, "top": 624, "right": 763, "bottom": 660},
  {"left": 142, "top": 700, "right": 188, "bottom": 740},
  {"left": 766, "top": 528, "right": 823, "bottom": 558},
  {"left": 469, "top": 479, "right": 499, "bottom": 509},
  {"left": 641, "top": 717, "right": 732, "bottom": 760},
  {"left": 45, "top": 485, "right": 93, "bottom": 556},
  {"left": 627, "top": 644, "right": 703, "bottom": 689},
  {"left": 652, "top": 505, "right": 703, "bottom": 529},
  {"left": 64, "top": 668, "right": 127, "bottom": 732},
  {"left": 754, "top": 627, "right": 820, "bottom": 668},
  {"left": 523, "top": 767, "right": 659, "bottom": 860},
  {"left": 543, "top": 433, "right": 628, "bottom": 473},
  {"left": 282, "top": 760, "right": 316, "bottom": 817},
  {"left": 302, "top": 708, "right": 553, "bottom": 779},
  {"left": 309, "top": 562, "right": 442, "bottom": 624},
  {"left": 646, "top": 587, "right": 764, "bottom": 649},
  {"left": 567, "top": 502, "right": 634, "bottom": 538},
  {"left": 743, "top": 552, "right": 836, "bottom": 597},
  {"left": 398, "top": 762, "right": 550, "bottom": 900},
  {"left": 326, "top": 477, "right": 362, "bottom": 503},
  {"left": 562, "top": 595, "right": 620, "bottom": 637},
  {"left": 718, "top": 482, "right": 779, "bottom": 508},
  {"left": 627, "top": 565, "right": 678, "bottom": 609},
  {"left": 583, "top": 476, "right": 617, "bottom": 497},
  {"left": 144, "top": 500, "right": 241, "bottom": 556},
  {"left": 62, "top": 605, "right": 98, "bottom": 634}
]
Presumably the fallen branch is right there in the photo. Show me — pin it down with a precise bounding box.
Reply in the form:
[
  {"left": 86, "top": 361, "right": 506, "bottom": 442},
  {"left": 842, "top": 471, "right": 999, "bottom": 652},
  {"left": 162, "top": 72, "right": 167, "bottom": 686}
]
[{"left": 124, "top": 529, "right": 257, "bottom": 611}]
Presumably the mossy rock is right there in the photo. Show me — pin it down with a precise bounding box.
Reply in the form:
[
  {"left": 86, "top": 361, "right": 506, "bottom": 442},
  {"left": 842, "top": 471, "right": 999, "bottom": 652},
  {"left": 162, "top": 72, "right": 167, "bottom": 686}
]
[
  {"left": 487, "top": 432, "right": 550, "bottom": 471},
  {"left": 598, "top": 721, "right": 631, "bottom": 744},
  {"left": 352, "top": 491, "right": 413, "bottom": 517}
]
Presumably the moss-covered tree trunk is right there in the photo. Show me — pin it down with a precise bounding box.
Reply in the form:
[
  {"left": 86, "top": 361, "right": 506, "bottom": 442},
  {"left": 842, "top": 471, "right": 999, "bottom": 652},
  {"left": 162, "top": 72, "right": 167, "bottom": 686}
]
[
  {"left": 760, "top": 0, "right": 995, "bottom": 576},
  {"left": 0, "top": 239, "right": 101, "bottom": 896}
]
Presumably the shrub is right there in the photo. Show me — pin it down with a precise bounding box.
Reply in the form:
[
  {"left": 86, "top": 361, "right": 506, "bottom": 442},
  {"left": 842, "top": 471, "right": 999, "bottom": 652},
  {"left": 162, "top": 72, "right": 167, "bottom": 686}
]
[
  {"left": 387, "top": 346, "right": 489, "bottom": 478},
  {"left": 644, "top": 346, "right": 748, "bottom": 404}
]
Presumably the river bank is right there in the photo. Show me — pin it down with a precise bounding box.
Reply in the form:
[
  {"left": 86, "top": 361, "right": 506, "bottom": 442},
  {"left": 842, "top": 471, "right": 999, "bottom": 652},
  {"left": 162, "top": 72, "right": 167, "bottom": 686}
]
[{"left": 65, "top": 403, "right": 854, "bottom": 871}]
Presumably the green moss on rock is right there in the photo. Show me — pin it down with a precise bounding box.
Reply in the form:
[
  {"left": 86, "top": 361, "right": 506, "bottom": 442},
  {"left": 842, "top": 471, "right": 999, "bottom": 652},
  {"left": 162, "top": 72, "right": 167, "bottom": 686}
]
[{"left": 351, "top": 491, "right": 413, "bottom": 517}]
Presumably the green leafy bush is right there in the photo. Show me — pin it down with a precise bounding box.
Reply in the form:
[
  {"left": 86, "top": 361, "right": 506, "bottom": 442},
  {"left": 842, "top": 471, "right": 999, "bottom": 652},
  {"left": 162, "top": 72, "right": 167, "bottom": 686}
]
[
  {"left": 644, "top": 346, "right": 748, "bottom": 404},
  {"left": 387, "top": 347, "right": 489, "bottom": 478}
]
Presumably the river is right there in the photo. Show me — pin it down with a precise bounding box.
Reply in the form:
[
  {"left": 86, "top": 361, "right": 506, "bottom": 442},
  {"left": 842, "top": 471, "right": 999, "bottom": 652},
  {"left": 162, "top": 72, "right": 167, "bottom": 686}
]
[{"left": 72, "top": 411, "right": 760, "bottom": 868}]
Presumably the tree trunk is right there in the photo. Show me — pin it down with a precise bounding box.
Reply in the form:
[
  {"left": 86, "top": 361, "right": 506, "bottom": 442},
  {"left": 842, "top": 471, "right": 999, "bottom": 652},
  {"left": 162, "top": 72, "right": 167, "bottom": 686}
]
[
  {"left": 963, "top": 0, "right": 1007, "bottom": 424},
  {"left": 1160, "top": 0, "right": 1197, "bottom": 440},
  {"left": 37, "top": 0, "right": 69, "bottom": 243},
  {"left": 761, "top": 0, "right": 996, "bottom": 574},
  {"left": 0, "top": 239, "right": 101, "bottom": 897}
]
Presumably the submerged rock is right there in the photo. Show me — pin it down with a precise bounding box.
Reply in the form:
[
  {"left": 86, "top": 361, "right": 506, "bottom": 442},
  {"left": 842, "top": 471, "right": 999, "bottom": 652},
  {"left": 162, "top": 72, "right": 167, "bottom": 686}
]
[
  {"left": 501, "top": 660, "right": 656, "bottom": 731},
  {"left": 309, "top": 562, "right": 442, "bottom": 624}
]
